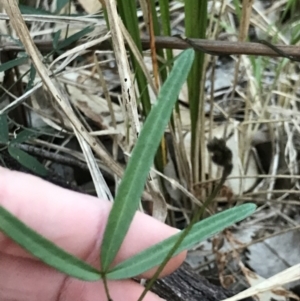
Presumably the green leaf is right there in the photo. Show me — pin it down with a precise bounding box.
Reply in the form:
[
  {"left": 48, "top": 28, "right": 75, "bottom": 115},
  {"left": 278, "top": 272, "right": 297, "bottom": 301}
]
[
  {"left": 56, "top": 26, "right": 94, "bottom": 50},
  {"left": 10, "top": 128, "right": 43, "bottom": 144},
  {"left": 19, "top": 4, "right": 53, "bottom": 15},
  {"left": 0, "top": 205, "right": 101, "bottom": 281},
  {"left": 107, "top": 204, "right": 256, "bottom": 279},
  {"left": 100, "top": 49, "right": 195, "bottom": 271},
  {"left": 0, "top": 114, "right": 9, "bottom": 144},
  {"left": 56, "top": 0, "right": 70, "bottom": 13},
  {"left": 232, "top": 0, "right": 241, "bottom": 19},
  {"left": 8, "top": 146, "right": 48, "bottom": 177},
  {"left": 53, "top": 30, "right": 62, "bottom": 50},
  {"left": 26, "top": 64, "right": 36, "bottom": 92},
  {"left": 291, "top": 23, "right": 300, "bottom": 44},
  {"left": 0, "top": 153, "right": 6, "bottom": 167},
  {"left": 0, "top": 56, "right": 27, "bottom": 73}
]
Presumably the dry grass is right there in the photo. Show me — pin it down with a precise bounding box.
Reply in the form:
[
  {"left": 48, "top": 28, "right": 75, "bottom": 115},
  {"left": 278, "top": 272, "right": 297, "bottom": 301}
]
[{"left": 1, "top": 0, "right": 300, "bottom": 297}]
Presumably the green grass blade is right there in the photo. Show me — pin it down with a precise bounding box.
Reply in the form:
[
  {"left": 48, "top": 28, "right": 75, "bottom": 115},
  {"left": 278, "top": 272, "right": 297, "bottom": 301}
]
[
  {"left": 280, "top": 0, "right": 297, "bottom": 23},
  {"left": 158, "top": 0, "right": 173, "bottom": 64},
  {"left": 19, "top": 4, "right": 53, "bottom": 15},
  {"left": 53, "top": 30, "right": 62, "bottom": 50},
  {"left": 8, "top": 146, "right": 48, "bottom": 176},
  {"left": 100, "top": 49, "right": 195, "bottom": 271},
  {"left": 0, "top": 56, "right": 27, "bottom": 73},
  {"left": 0, "top": 205, "right": 101, "bottom": 281},
  {"left": 116, "top": 0, "right": 152, "bottom": 116},
  {"left": 55, "top": 0, "right": 70, "bottom": 13},
  {"left": 10, "top": 128, "right": 43, "bottom": 144},
  {"left": 0, "top": 114, "right": 9, "bottom": 144},
  {"left": 148, "top": 0, "right": 168, "bottom": 82},
  {"left": 232, "top": 0, "right": 242, "bottom": 19},
  {"left": 57, "top": 26, "right": 94, "bottom": 50},
  {"left": 107, "top": 204, "right": 256, "bottom": 279},
  {"left": 184, "top": 0, "right": 207, "bottom": 172},
  {"left": 290, "top": 23, "right": 300, "bottom": 44},
  {"left": 26, "top": 64, "right": 37, "bottom": 92}
]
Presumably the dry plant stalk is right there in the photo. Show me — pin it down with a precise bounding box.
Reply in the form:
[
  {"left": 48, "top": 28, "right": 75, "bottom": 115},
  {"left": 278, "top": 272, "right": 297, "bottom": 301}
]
[
  {"left": 2, "top": 0, "right": 124, "bottom": 180},
  {"left": 2, "top": 35, "right": 300, "bottom": 59},
  {"left": 221, "top": 263, "right": 300, "bottom": 301},
  {"left": 104, "top": 0, "right": 140, "bottom": 143},
  {"left": 236, "top": 0, "right": 255, "bottom": 168}
]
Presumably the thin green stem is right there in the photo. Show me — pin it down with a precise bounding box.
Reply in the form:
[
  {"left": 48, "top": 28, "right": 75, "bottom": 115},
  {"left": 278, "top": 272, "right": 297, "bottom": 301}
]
[
  {"left": 138, "top": 157, "right": 232, "bottom": 301},
  {"left": 184, "top": 0, "right": 207, "bottom": 181},
  {"left": 101, "top": 273, "right": 112, "bottom": 301}
]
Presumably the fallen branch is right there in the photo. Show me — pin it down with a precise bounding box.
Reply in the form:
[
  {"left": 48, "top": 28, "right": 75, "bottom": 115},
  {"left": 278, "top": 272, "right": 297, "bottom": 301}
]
[
  {"left": 151, "top": 262, "right": 241, "bottom": 301},
  {"left": 1, "top": 35, "right": 300, "bottom": 59}
]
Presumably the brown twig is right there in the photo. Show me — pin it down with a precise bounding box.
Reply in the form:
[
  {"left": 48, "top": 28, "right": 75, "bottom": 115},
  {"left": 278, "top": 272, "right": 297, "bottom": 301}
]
[
  {"left": 16, "top": 143, "right": 90, "bottom": 171},
  {"left": 1, "top": 35, "right": 300, "bottom": 59}
]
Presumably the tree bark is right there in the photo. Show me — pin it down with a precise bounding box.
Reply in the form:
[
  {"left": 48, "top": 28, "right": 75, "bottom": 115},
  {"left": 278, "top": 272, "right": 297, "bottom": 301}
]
[{"left": 150, "top": 262, "right": 236, "bottom": 301}]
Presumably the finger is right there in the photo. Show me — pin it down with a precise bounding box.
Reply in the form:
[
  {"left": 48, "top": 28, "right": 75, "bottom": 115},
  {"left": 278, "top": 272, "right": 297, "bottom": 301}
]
[
  {"left": 0, "top": 167, "right": 186, "bottom": 277},
  {"left": 0, "top": 253, "right": 164, "bottom": 301}
]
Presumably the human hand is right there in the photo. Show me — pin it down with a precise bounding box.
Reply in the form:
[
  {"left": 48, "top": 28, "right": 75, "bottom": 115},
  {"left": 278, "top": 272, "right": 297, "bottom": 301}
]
[{"left": 0, "top": 167, "right": 186, "bottom": 301}]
